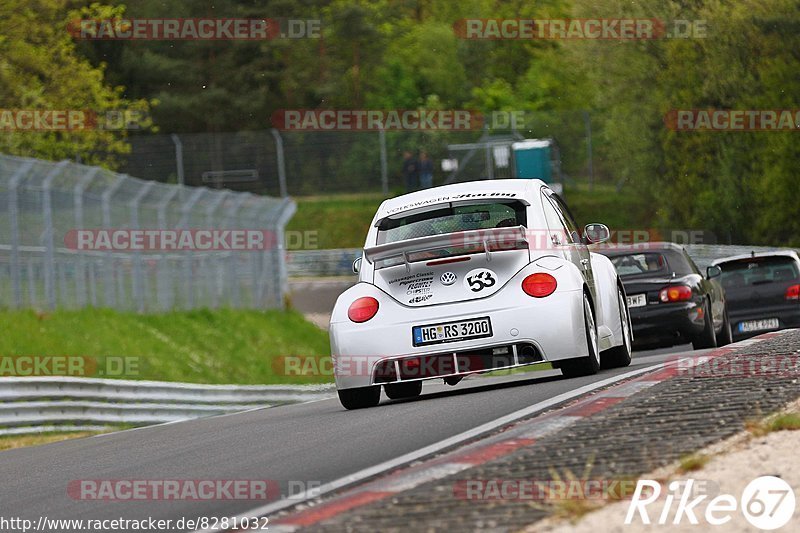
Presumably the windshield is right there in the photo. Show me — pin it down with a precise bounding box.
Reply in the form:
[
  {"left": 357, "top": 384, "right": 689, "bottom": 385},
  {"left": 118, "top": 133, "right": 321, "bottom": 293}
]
[
  {"left": 376, "top": 201, "right": 526, "bottom": 245},
  {"left": 609, "top": 253, "right": 669, "bottom": 278},
  {"left": 718, "top": 256, "right": 800, "bottom": 289}
]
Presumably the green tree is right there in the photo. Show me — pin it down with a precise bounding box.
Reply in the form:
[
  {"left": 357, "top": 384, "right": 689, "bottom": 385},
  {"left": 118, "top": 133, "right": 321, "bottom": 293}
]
[{"left": 0, "top": 0, "right": 151, "bottom": 167}]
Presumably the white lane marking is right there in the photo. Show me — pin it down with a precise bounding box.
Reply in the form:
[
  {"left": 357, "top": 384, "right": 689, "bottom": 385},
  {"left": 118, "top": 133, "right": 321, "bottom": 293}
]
[
  {"left": 518, "top": 415, "right": 581, "bottom": 439},
  {"left": 596, "top": 380, "right": 660, "bottom": 397},
  {"left": 86, "top": 417, "right": 188, "bottom": 440},
  {"left": 193, "top": 361, "right": 668, "bottom": 533},
  {"left": 367, "top": 462, "right": 472, "bottom": 493},
  {"left": 85, "top": 393, "right": 335, "bottom": 441}
]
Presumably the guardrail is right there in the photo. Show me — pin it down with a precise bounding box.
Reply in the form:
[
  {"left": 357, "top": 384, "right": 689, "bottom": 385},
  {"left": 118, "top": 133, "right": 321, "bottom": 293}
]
[
  {"left": 0, "top": 377, "right": 335, "bottom": 436},
  {"left": 287, "top": 245, "right": 797, "bottom": 278},
  {"left": 287, "top": 248, "right": 360, "bottom": 278}
]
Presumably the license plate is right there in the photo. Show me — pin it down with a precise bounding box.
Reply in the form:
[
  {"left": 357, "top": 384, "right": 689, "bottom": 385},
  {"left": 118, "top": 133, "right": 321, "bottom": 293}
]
[
  {"left": 412, "top": 317, "right": 492, "bottom": 347},
  {"left": 626, "top": 294, "right": 647, "bottom": 308},
  {"left": 738, "top": 318, "right": 779, "bottom": 333}
]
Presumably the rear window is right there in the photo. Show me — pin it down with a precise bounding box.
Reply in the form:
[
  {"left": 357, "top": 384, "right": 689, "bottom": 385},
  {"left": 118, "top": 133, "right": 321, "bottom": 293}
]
[
  {"left": 610, "top": 253, "right": 669, "bottom": 278},
  {"left": 717, "top": 256, "right": 800, "bottom": 289},
  {"left": 376, "top": 201, "right": 526, "bottom": 245}
]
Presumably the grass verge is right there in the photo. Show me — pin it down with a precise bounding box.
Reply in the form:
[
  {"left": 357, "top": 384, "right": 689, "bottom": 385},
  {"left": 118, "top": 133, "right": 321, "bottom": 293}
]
[
  {"left": 0, "top": 308, "right": 331, "bottom": 385},
  {"left": 676, "top": 453, "right": 711, "bottom": 473},
  {"left": 0, "top": 431, "right": 107, "bottom": 452},
  {"left": 746, "top": 411, "right": 800, "bottom": 436},
  {"left": 288, "top": 193, "right": 387, "bottom": 249}
]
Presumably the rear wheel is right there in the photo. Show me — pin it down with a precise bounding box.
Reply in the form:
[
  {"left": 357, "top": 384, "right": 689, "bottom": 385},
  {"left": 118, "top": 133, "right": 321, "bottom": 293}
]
[
  {"left": 602, "top": 286, "right": 633, "bottom": 369},
  {"left": 716, "top": 308, "right": 733, "bottom": 346},
  {"left": 338, "top": 385, "right": 381, "bottom": 410},
  {"left": 559, "top": 294, "right": 601, "bottom": 378},
  {"left": 384, "top": 381, "right": 422, "bottom": 400},
  {"left": 692, "top": 299, "right": 718, "bottom": 350}
]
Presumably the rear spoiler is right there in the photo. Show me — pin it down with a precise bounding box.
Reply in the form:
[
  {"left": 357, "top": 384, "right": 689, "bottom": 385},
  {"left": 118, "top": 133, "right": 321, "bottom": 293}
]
[{"left": 364, "top": 225, "right": 528, "bottom": 271}]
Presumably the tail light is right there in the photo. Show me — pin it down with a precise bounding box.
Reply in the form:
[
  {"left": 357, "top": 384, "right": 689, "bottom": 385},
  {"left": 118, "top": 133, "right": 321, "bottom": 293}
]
[
  {"left": 348, "top": 297, "right": 379, "bottom": 323},
  {"left": 786, "top": 284, "right": 800, "bottom": 301},
  {"left": 659, "top": 285, "right": 693, "bottom": 303},
  {"left": 522, "top": 273, "right": 558, "bottom": 298}
]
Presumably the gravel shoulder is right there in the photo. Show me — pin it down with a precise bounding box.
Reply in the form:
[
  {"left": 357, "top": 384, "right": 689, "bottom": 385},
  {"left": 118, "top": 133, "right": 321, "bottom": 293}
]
[{"left": 526, "top": 398, "right": 800, "bottom": 533}]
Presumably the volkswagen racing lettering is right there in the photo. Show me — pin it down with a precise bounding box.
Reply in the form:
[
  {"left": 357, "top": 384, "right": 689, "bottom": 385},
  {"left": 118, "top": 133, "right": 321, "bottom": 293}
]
[{"left": 330, "top": 179, "right": 633, "bottom": 409}]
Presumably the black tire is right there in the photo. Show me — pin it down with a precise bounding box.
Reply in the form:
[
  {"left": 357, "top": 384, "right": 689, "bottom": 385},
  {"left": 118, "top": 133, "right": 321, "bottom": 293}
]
[
  {"left": 384, "top": 381, "right": 422, "bottom": 400},
  {"left": 692, "top": 299, "right": 718, "bottom": 350},
  {"left": 602, "top": 286, "right": 633, "bottom": 369},
  {"left": 716, "top": 308, "right": 733, "bottom": 346},
  {"left": 337, "top": 386, "right": 381, "bottom": 410},
  {"left": 559, "top": 293, "right": 601, "bottom": 378}
]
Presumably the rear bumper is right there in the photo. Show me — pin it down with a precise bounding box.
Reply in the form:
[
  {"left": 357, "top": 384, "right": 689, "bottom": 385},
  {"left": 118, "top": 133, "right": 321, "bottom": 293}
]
[
  {"left": 729, "top": 307, "right": 800, "bottom": 340},
  {"left": 330, "top": 285, "right": 587, "bottom": 390},
  {"left": 628, "top": 300, "right": 705, "bottom": 346}
]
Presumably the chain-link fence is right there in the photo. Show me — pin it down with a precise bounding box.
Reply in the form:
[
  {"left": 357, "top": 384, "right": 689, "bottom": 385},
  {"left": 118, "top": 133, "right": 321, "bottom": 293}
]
[
  {"left": 111, "top": 111, "right": 593, "bottom": 196},
  {"left": 0, "top": 154, "right": 295, "bottom": 312}
]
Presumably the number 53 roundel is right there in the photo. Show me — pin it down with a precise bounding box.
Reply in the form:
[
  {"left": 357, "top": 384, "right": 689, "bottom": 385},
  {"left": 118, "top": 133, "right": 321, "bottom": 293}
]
[{"left": 464, "top": 268, "right": 497, "bottom": 292}]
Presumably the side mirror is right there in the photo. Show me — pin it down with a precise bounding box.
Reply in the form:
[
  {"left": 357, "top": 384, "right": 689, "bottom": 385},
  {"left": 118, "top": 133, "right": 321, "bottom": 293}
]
[
  {"left": 352, "top": 257, "right": 362, "bottom": 274},
  {"left": 584, "top": 223, "right": 610, "bottom": 245},
  {"left": 707, "top": 265, "right": 721, "bottom": 279}
]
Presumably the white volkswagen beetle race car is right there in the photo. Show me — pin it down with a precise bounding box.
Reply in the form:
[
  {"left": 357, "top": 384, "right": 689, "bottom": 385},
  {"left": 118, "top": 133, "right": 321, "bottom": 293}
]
[{"left": 330, "top": 179, "right": 633, "bottom": 409}]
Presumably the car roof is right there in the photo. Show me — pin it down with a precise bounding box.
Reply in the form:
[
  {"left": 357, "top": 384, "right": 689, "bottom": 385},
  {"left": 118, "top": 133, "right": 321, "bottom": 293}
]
[
  {"left": 597, "top": 242, "right": 686, "bottom": 256},
  {"left": 711, "top": 249, "right": 800, "bottom": 266},
  {"left": 375, "top": 179, "right": 545, "bottom": 220}
]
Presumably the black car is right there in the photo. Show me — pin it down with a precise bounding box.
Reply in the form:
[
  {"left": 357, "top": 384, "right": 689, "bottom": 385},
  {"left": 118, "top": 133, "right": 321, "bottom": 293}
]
[
  {"left": 711, "top": 251, "right": 800, "bottom": 340},
  {"left": 598, "top": 242, "right": 731, "bottom": 350}
]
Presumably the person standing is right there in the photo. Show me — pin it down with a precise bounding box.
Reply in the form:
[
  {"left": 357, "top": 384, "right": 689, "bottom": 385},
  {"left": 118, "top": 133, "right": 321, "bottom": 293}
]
[
  {"left": 402, "top": 150, "right": 418, "bottom": 192},
  {"left": 418, "top": 150, "right": 433, "bottom": 189}
]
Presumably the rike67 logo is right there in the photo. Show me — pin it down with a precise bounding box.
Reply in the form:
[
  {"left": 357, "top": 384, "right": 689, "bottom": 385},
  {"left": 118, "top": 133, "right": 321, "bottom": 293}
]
[{"left": 626, "top": 477, "right": 795, "bottom": 529}]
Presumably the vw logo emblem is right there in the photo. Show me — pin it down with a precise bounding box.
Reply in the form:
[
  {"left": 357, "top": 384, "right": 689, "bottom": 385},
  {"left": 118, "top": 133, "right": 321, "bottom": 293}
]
[{"left": 440, "top": 272, "right": 457, "bottom": 286}]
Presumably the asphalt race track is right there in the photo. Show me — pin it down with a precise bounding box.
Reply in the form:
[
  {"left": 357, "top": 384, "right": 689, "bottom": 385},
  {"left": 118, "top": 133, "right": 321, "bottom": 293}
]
[{"left": 0, "top": 345, "right": 698, "bottom": 531}]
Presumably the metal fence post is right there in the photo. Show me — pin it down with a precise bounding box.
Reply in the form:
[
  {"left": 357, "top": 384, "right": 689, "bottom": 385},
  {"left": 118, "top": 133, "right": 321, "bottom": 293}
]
[
  {"left": 270, "top": 128, "right": 288, "bottom": 198},
  {"left": 204, "top": 191, "right": 230, "bottom": 309},
  {"left": 73, "top": 168, "right": 99, "bottom": 308},
  {"left": 224, "top": 195, "right": 249, "bottom": 307},
  {"left": 254, "top": 210, "right": 270, "bottom": 307},
  {"left": 379, "top": 129, "right": 388, "bottom": 195},
  {"left": 241, "top": 201, "right": 267, "bottom": 307},
  {"left": 27, "top": 261, "right": 36, "bottom": 306},
  {"left": 484, "top": 144, "right": 494, "bottom": 180},
  {"left": 101, "top": 175, "right": 127, "bottom": 307},
  {"left": 275, "top": 199, "right": 297, "bottom": 309},
  {"left": 129, "top": 181, "right": 155, "bottom": 312},
  {"left": 41, "top": 161, "right": 69, "bottom": 309},
  {"left": 7, "top": 160, "right": 34, "bottom": 308},
  {"left": 177, "top": 187, "right": 207, "bottom": 309},
  {"left": 171, "top": 134, "right": 185, "bottom": 188},
  {"left": 583, "top": 110, "right": 594, "bottom": 191},
  {"left": 156, "top": 187, "right": 180, "bottom": 310}
]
